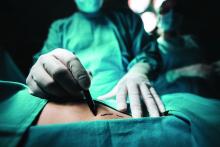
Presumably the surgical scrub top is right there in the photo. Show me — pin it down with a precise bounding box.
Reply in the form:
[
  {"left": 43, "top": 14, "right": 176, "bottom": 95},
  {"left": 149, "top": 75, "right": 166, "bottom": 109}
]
[
  {"left": 1, "top": 80, "right": 220, "bottom": 147},
  {"left": 33, "top": 10, "right": 160, "bottom": 108}
]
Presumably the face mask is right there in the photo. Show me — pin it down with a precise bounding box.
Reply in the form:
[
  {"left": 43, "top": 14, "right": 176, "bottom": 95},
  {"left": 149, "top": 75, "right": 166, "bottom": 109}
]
[
  {"left": 157, "top": 9, "right": 183, "bottom": 32},
  {"left": 75, "top": 0, "right": 104, "bottom": 13}
]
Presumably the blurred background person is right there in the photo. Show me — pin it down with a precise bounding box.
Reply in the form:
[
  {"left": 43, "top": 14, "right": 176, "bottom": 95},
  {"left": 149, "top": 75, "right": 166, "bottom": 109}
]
[{"left": 153, "top": 0, "right": 220, "bottom": 98}]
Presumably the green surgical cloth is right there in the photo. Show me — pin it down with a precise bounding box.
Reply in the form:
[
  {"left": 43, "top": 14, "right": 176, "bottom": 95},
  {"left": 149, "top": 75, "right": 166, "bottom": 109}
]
[
  {"left": 23, "top": 93, "right": 220, "bottom": 147},
  {"left": 23, "top": 116, "right": 191, "bottom": 147},
  {"left": 1, "top": 80, "right": 220, "bottom": 147},
  {"left": 163, "top": 93, "right": 220, "bottom": 147},
  {"left": 0, "top": 81, "right": 47, "bottom": 147},
  {"left": 33, "top": 10, "right": 160, "bottom": 108}
]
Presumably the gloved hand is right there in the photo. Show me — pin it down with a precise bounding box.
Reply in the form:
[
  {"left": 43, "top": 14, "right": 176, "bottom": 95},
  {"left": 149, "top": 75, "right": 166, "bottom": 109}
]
[
  {"left": 98, "top": 62, "right": 165, "bottom": 118},
  {"left": 166, "top": 63, "right": 216, "bottom": 83},
  {"left": 212, "top": 60, "right": 220, "bottom": 74},
  {"left": 26, "top": 48, "right": 91, "bottom": 101}
]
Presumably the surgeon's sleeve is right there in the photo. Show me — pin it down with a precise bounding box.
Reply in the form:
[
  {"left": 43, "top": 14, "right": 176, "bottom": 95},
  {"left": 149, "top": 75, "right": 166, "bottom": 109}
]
[
  {"left": 127, "top": 13, "right": 162, "bottom": 79},
  {"left": 33, "top": 20, "right": 64, "bottom": 62}
]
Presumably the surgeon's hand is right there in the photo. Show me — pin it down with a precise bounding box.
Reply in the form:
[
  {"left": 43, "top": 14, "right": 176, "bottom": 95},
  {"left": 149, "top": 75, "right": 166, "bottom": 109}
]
[
  {"left": 26, "top": 48, "right": 91, "bottom": 101},
  {"left": 166, "top": 63, "right": 216, "bottom": 83},
  {"left": 98, "top": 62, "right": 165, "bottom": 118},
  {"left": 212, "top": 60, "right": 220, "bottom": 74}
]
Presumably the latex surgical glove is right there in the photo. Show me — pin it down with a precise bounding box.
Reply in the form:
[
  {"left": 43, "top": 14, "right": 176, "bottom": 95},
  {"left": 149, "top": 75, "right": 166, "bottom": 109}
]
[
  {"left": 26, "top": 48, "right": 91, "bottom": 101},
  {"left": 166, "top": 63, "right": 214, "bottom": 82},
  {"left": 98, "top": 62, "right": 165, "bottom": 118},
  {"left": 212, "top": 60, "right": 220, "bottom": 74}
]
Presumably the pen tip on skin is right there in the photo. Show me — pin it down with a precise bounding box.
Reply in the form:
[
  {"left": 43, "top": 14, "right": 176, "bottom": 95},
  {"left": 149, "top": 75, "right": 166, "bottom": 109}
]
[
  {"left": 91, "top": 105, "right": 97, "bottom": 116},
  {"left": 83, "top": 90, "right": 97, "bottom": 116}
]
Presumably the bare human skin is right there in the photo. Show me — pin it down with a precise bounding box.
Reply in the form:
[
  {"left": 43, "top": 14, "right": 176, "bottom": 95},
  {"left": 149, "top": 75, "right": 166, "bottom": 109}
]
[{"left": 36, "top": 101, "right": 131, "bottom": 125}]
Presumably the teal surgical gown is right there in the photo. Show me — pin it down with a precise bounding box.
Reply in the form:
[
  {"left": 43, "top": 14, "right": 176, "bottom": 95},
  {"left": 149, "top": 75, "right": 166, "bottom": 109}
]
[
  {"left": 1, "top": 80, "right": 220, "bottom": 147},
  {"left": 33, "top": 10, "right": 160, "bottom": 108}
]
